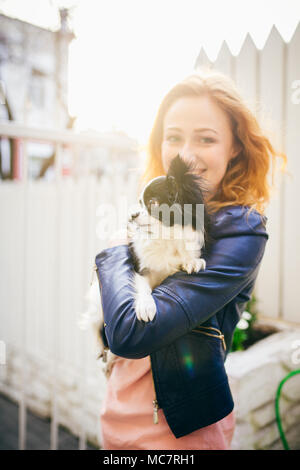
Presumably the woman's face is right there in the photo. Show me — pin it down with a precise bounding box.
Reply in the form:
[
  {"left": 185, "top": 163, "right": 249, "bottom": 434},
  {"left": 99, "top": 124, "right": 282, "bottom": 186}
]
[{"left": 161, "top": 95, "right": 239, "bottom": 196}]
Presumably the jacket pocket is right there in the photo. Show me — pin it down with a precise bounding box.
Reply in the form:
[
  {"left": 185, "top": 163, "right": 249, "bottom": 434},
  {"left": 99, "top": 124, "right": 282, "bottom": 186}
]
[{"left": 191, "top": 326, "right": 226, "bottom": 352}]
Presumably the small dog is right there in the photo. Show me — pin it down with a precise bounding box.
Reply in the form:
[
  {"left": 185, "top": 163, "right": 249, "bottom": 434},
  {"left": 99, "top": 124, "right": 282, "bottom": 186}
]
[{"left": 79, "top": 154, "right": 212, "bottom": 377}]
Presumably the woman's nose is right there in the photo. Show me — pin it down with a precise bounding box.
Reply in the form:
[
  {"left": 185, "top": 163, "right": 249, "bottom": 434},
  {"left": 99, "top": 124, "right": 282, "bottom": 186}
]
[
  {"left": 178, "top": 150, "right": 198, "bottom": 166},
  {"left": 179, "top": 140, "right": 198, "bottom": 159}
]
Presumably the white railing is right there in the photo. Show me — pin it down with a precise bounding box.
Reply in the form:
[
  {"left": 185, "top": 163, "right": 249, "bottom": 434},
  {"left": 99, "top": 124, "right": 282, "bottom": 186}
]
[
  {"left": 0, "top": 121, "right": 141, "bottom": 449},
  {"left": 195, "top": 23, "right": 300, "bottom": 325}
]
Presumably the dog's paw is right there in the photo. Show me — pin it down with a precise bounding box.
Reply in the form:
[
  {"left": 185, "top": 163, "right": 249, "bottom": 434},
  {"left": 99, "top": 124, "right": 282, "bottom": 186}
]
[
  {"left": 181, "top": 258, "right": 206, "bottom": 274},
  {"left": 134, "top": 295, "right": 157, "bottom": 322}
]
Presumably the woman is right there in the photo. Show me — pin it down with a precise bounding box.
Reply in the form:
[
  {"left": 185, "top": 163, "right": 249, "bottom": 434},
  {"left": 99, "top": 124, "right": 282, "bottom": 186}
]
[{"left": 96, "top": 70, "right": 287, "bottom": 450}]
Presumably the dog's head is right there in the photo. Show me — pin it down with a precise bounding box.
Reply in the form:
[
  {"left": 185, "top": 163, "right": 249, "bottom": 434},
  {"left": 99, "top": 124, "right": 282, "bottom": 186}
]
[{"left": 129, "top": 154, "right": 211, "bottom": 240}]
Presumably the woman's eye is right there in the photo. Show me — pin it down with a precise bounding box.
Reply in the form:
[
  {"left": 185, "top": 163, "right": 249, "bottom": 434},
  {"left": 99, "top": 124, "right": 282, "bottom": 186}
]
[
  {"left": 165, "top": 135, "right": 215, "bottom": 144},
  {"left": 198, "top": 137, "right": 215, "bottom": 144},
  {"left": 165, "top": 135, "right": 180, "bottom": 143}
]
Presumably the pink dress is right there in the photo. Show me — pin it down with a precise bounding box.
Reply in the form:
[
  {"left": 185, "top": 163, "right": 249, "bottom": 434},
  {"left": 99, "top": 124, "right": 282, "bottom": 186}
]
[{"left": 100, "top": 355, "right": 235, "bottom": 450}]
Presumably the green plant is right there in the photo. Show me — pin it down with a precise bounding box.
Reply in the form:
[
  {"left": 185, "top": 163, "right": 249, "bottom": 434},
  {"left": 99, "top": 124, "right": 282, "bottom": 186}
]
[{"left": 230, "top": 294, "right": 258, "bottom": 352}]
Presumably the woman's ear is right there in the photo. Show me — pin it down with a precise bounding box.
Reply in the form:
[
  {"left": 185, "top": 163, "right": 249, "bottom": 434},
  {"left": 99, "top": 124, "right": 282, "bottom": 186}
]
[
  {"left": 231, "top": 140, "right": 242, "bottom": 159},
  {"left": 228, "top": 145, "right": 241, "bottom": 168}
]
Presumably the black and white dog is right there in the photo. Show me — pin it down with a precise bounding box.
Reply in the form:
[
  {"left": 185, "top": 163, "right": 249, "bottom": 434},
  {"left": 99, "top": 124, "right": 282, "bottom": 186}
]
[{"left": 80, "top": 154, "right": 212, "bottom": 376}]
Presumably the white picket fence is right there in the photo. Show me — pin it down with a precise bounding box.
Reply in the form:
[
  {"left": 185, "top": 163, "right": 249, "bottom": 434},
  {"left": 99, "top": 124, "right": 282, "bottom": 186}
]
[
  {"left": 0, "top": 21, "right": 300, "bottom": 450},
  {"left": 195, "top": 23, "right": 300, "bottom": 325}
]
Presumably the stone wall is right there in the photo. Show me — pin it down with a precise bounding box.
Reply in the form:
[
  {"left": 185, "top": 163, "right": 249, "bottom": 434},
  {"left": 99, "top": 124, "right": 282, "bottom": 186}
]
[{"left": 226, "top": 328, "right": 300, "bottom": 450}]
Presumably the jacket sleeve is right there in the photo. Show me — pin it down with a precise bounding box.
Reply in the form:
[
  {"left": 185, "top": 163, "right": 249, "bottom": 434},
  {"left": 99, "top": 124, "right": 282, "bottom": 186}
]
[{"left": 95, "top": 206, "right": 269, "bottom": 359}]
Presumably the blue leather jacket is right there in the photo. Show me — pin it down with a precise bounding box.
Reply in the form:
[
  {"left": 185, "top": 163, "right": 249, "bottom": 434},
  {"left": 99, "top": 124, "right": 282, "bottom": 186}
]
[{"left": 95, "top": 205, "right": 268, "bottom": 438}]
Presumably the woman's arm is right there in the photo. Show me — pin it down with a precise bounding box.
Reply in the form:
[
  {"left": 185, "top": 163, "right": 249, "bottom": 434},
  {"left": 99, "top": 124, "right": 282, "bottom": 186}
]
[{"left": 96, "top": 206, "right": 268, "bottom": 359}]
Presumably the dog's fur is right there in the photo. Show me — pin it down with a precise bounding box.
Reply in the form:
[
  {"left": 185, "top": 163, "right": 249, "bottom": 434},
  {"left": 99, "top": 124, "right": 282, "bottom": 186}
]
[{"left": 79, "top": 155, "right": 212, "bottom": 377}]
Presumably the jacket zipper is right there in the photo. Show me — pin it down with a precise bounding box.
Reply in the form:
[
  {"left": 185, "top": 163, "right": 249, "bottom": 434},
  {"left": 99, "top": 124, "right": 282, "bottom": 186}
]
[
  {"left": 150, "top": 359, "right": 160, "bottom": 424},
  {"left": 153, "top": 398, "right": 159, "bottom": 425},
  {"left": 192, "top": 325, "right": 226, "bottom": 351}
]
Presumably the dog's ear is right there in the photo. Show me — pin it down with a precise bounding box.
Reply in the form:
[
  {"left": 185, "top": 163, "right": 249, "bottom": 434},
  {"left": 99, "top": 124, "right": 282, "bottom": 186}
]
[
  {"left": 167, "top": 154, "right": 190, "bottom": 181},
  {"left": 166, "top": 175, "right": 179, "bottom": 203}
]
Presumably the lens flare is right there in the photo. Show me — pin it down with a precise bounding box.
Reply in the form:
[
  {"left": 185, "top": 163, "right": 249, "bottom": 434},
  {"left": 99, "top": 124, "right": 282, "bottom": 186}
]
[{"left": 179, "top": 342, "right": 196, "bottom": 378}]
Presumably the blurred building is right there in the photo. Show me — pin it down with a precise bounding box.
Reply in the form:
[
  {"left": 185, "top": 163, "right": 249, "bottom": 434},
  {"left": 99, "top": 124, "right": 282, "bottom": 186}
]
[
  {"left": 0, "top": 10, "right": 139, "bottom": 181},
  {"left": 0, "top": 9, "right": 76, "bottom": 180},
  {"left": 0, "top": 9, "right": 74, "bottom": 129}
]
